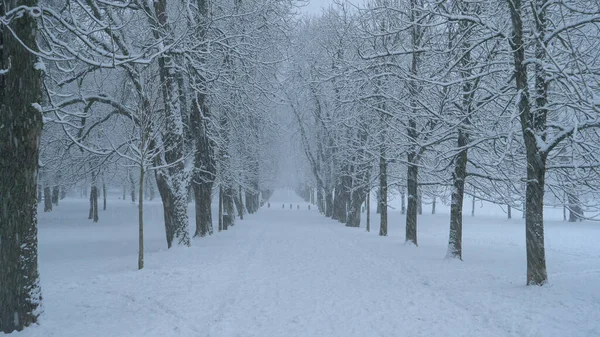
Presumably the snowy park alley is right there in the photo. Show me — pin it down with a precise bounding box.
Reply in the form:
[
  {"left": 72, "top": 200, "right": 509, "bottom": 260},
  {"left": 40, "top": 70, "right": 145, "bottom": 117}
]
[{"left": 14, "top": 189, "right": 600, "bottom": 337}]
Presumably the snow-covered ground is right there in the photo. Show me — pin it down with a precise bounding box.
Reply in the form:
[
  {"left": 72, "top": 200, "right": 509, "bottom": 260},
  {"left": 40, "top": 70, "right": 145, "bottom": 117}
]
[{"left": 14, "top": 189, "right": 600, "bottom": 337}]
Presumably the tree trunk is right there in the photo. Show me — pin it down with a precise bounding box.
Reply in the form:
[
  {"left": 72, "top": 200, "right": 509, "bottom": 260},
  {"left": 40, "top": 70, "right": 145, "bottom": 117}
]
[
  {"left": 366, "top": 190, "right": 370, "bottom": 232},
  {"left": 0, "top": 1, "right": 44, "bottom": 328},
  {"left": 123, "top": 185, "right": 126, "bottom": 201},
  {"left": 152, "top": 0, "right": 190, "bottom": 249},
  {"left": 447, "top": 130, "right": 468, "bottom": 259},
  {"left": 103, "top": 183, "right": 107, "bottom": 211},
  {"left": 138, "top": 167, "right": 145, "bottom": 270},
  {"left": 325, "top": 189, "right": 334, "bottom": 218},
  {"left": 508, "top": 205, "right": 512, "bottom": 219},
  {"left": 223, "top": 186, "right": 235, "bottom": 227},
  {"left": 376, "top": 188, "right": 381, "bottom": 214},
  {"left": 155, "top": 171, "right": 190, "bottom": 248},
  {"left": 44, "top": 186, "right": 53, "bottom": 212},
  {"left": 471, "top": 195, "right": 475, "bottom": 217},
  {"left": 218, "top": 185, "right": 223, "bottom": 232},
  {"left": 432, "top": 196, "right": 436, "bottom": 215},
  {"left": 405, "top": 162, "right": 418, "bottom": 245},
  {"left": 193, "top": 181, "right": 213, "bottom": 237},
  {"left": 567, "top": 192, "right": 583, "bottom": 222},
  {"left": 417, "top": 189, "right": 422, "bottom": 215},
  {"left": 234, "top": 186, "right": 244, "bottom": 220},
  {"left": 401, "top": 189, "right": 406, "bottom": 215},
  {"left": 507, "top": 0, "right": 547, "bottom": 285},
  {"left": 52, "top": 186, "right": 59, "bottom": 206},
  {"left": 92, "top": 186, "right": 99, "bottom": 223},
  {"left": 379, "top": 145, "right": 388, "bottom": 237},
  {"left": 346, "top": 186, "right": 363, "bottom": 228}
]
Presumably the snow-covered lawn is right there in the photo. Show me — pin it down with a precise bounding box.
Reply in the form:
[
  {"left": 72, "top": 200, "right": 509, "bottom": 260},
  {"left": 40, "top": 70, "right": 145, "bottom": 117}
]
[{"left": 14, "top": 189, "right": 600, "bottom": 337}]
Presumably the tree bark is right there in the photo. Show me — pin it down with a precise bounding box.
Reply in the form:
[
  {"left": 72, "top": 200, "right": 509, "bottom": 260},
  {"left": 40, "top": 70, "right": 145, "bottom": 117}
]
[
  {"left": 447, "top": 130, "right": 468, "bottom": 259},
  {"left": 405, "top": 161, "right": 418, "bottom": 245},
  {"left": 44, "top": 186, "right": 53, "bottom": 212},
  {"left": 0, "top": 1, "right": 43, "bottom": 329},
  {"left": 138, "top": 167, "right": 145, "bottom": 270},
  {"left": 218, "top": 185, "right": 223, "bottom": 232},
  {"left": 193, "top": 181, "right": 213, "bottom": 237},
  {"left": 379, "top": 144, "right": 388, "bottom": 237},
  {"left": 52, "top": 186, "right": 59, "bottom": 206},
  {"left": 366, "top": 190, "right": 371, "bottom": 232},
  {"left": 507, "top": 0, "right": 547, "bottom": 285}
]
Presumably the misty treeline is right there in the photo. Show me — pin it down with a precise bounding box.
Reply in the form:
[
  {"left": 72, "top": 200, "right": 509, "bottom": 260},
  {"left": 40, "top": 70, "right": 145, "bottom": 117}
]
[{"left": 284, "top": 0, "right": 600, "bottom": 288}]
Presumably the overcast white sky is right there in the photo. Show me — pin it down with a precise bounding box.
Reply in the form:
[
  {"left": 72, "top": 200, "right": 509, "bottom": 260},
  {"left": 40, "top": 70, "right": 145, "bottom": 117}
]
[
  {"left": 300, "top": 0, "right": 363, "bottom": 16},
  {"left": 300, "top": 0, "right": 333, "bottom": 15}
]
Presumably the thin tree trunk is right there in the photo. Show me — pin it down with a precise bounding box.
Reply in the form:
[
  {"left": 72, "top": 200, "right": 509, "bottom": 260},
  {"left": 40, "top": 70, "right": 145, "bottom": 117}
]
[
  {"left": 405, "top": 162, "right": 418, "bottom": 245},
  {"left": 507, "top": 0, "right": 548, "bottom": 285},
  {"left": 379, "top": 145, "right": 388, "bottom": 237},
  {"left": 471, "top": 195, "right": 475, "bottom": 217},
  {"left": 103, "top": 183, "right": 107, "bottom": 211},
  {"left": 508, "top": 205, "right": 512, "bottom": 219},
  {"left": 401, "top": 189, "right": 406, "bottom": 215},
  {"left": 218, "top": 185, "right": 223, "bottom": 232},
  {"left": 366, "top": 190, "right": 370, "bottom": 232},
  {"left": 447, "top": 130, "right": 468, "bottom": 259},
  {"left": 432, "top": 196, "right": 436, "bottom": 215},
  {"left": 92, "top": 186, "right": 99, "bottom": 223},
  {"left": 138, "top": 167, "right": 145, "bottom": 270}
]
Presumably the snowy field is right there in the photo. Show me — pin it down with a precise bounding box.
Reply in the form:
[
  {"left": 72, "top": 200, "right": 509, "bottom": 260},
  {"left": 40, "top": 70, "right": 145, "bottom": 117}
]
[{"left": 14, "top": 189, "right": 600, "bottom": 337}]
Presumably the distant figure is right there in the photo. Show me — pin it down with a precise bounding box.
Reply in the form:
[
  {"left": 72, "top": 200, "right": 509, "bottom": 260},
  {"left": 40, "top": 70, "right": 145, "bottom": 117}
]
[{"left": 297, "top": 205, "right": 299, "bottom": 210}]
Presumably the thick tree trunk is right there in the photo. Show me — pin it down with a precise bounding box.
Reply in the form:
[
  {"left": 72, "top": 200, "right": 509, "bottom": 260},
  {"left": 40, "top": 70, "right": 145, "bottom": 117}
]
[
  {"left": 155, "top": 171, "right": 190, "bottom": 248},
  {"left": 525, "top": 154, "right": 547, "bottom": 285},
  {"left": 234, "top": 186, "right": 244, "bottom": 220},
  {"left": 52, "top": 186, "right": 59, "bottom": 206},
  {"left": 316, "top": 184, "right": 324, "bottom": 213},
  {"left": 0, "top": 2, "right": 43, "bottom": 329},
  {"left": 346, "top": 186, "right": 363, "bottom": 228},
  {"left": 223, "top": 186, "right": 235, "bottom": 227},
  {"left": 193, "top": 181, "right": 213, "bottom": 237},
  {"left": 405, "top": 162, "right": 418, "bottom": 245},
  {"left": 44, "top": 186, "right": 53, "bottom": 212},
  {"left": 325, "top": 189, "right": 334, "bottom": 218}
]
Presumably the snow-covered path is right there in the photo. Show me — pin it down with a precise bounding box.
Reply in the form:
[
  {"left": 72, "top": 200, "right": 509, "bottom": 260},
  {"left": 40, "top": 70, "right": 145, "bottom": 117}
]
[{"left": 16, "top": 189, "right": 600, "bottom": 337}]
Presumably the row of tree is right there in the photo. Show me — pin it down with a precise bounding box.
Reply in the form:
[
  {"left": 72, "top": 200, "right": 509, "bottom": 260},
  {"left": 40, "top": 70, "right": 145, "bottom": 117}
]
[
  {"left": 1, "top": 0, "right": 296, "bottom": 332},
  {"left": 287, "top": 0, "right": 600, "bottom": 287}
]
